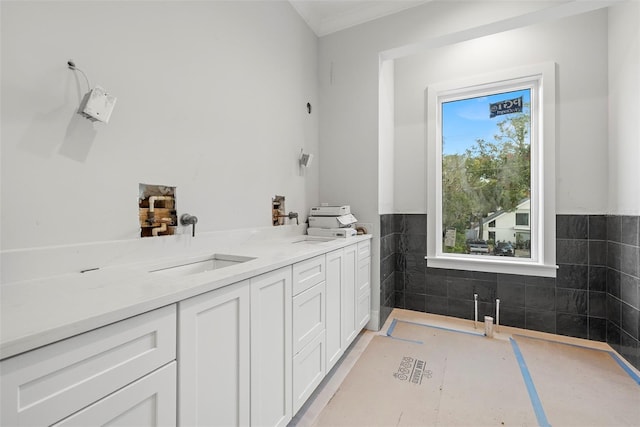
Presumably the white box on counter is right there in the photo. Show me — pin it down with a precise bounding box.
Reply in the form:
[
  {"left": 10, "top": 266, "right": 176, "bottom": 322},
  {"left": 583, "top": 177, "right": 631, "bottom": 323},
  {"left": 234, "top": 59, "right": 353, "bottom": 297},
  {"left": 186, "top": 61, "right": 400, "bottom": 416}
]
[
  {"left": 308, "top": 214, "right": 357, "bottom": 229},
  {"left": 307, "top": 227, "right": 357, "bottom": 238},
  {"left": 310, "top": 205, "right": 350, "bottom": 216}
]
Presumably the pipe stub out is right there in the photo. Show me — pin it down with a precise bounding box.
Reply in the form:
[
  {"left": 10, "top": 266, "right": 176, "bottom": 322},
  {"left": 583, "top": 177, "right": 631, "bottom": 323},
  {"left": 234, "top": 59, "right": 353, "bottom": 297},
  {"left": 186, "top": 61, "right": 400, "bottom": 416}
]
[{"left": 484, "top": 316, "right": 494, "bottom": 338}]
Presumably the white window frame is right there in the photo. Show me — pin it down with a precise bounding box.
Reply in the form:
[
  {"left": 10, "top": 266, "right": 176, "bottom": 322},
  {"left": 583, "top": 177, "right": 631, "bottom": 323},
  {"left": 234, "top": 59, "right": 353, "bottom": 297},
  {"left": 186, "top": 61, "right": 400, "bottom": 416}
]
[{"left": 426, "top": 63, "right": 557, "bottom": 277}]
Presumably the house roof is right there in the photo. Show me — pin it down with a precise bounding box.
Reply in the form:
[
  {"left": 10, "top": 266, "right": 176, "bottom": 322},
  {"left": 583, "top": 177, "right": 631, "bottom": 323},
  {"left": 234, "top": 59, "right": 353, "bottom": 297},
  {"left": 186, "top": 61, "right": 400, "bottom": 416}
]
[{"left": 482, "top": 198, "right": 530, "bottom": 225}]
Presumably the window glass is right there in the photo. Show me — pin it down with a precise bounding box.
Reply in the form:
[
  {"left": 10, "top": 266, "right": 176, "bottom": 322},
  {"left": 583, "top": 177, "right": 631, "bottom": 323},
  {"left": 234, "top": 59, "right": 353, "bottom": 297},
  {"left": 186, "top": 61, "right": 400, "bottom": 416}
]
[{"left": 441, "top": 88, "right": 531, "bottom": 258}]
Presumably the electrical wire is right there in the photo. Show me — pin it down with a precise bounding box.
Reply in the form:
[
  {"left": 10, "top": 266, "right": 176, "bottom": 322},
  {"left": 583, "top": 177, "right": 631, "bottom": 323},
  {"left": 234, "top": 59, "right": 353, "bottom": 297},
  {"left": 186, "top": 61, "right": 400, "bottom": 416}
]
[{"left": 67, "top": 60, "right": 91, "bottom": 90}]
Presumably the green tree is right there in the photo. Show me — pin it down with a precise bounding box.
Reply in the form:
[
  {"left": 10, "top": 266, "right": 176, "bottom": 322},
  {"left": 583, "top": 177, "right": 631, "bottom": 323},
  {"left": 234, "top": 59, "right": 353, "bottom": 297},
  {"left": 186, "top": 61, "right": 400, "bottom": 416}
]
[{"left": 442, "top": 108, "right": 530, "bottom": 247}]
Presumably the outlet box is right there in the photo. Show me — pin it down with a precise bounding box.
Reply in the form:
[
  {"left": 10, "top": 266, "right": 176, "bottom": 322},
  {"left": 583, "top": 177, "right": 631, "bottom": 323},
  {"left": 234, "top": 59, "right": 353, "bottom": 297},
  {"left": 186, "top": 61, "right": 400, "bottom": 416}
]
[{"left": 82, "top": 86, "right": 116, "bottom": 123}]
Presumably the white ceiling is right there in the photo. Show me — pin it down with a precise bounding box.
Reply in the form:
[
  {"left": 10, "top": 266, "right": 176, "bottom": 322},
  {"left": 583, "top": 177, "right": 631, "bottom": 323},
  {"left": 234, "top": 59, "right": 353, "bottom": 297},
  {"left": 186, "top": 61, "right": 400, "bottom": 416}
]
[{"left": 289, "top": 0, "right": 431, "bottom": 37}]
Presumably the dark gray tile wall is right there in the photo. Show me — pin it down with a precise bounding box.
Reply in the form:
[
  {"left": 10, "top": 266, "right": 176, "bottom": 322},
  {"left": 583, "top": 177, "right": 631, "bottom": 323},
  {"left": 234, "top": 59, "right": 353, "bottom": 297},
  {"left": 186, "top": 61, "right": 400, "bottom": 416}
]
[
  {"left": 379, "top": 213, "right": 640, "bottom": 370},
  {"left": 606, "top": 215, "right": 639, "bottom": 369},
  {"left": 379, "top": 214, "right": 396, "bottom": 327}
]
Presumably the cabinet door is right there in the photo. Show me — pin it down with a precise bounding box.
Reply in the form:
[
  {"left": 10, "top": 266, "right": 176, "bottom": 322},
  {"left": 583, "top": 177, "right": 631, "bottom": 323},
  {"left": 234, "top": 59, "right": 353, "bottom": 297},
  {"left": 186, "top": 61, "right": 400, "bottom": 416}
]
[
  {"left": 250, "top": 267, "right": 292, "bottom": 427},
  {"left": 357, "top": 243, "right": 372, "bottom": 329},
  {"left": 341, "top": 244, "right": 358, "bottom": 348},
  {"left": 292, "top": 331, "right": 326, "bottom": 414},
  {"left": 178, "top": 280, "right": 250, "bottom": 427},
  {"left": 325, "top": 248, "right": 344, "bottom": 372},
  {"left": 53, "top": 362, "right": 176, "bottom": 427}
]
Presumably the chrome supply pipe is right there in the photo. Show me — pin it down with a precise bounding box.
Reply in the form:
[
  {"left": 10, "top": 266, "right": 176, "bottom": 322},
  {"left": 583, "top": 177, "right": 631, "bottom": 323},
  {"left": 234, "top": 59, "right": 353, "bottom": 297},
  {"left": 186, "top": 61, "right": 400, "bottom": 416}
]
[
  {"left": 496, "top": 299, "right": 500, "bottom": 332},
  {"left": 474, "top": 294, "right": 478, "bottom": 329}
]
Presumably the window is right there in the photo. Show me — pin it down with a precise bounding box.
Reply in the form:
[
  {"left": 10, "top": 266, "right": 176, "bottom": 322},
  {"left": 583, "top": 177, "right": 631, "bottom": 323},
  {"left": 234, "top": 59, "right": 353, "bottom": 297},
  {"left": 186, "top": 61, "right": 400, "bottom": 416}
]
[
  {"left": 516, "top": 213, "right": 529, "bottom": 226},
  {"left": 441, "top": 86, "right": 532, "bottom": 259},
  {"left": 426, "top": 64, "right": 557, "bottom": 277}
]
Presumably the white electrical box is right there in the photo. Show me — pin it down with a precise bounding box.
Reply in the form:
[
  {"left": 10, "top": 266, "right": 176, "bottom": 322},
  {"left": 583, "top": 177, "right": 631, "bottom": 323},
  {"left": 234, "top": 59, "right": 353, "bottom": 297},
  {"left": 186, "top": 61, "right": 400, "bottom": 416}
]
[{"left": 82, "top": 86, "right": 116, "bottom": 123}]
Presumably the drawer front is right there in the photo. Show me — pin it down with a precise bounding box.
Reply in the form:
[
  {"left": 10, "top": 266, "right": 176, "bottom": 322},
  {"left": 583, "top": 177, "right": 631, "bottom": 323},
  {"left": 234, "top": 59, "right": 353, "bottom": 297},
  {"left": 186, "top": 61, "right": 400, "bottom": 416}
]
[
  {"left": 293, "top": 255, "right": 325, "bottom": 295},
  {"left": 292, "top": 281, "right": 326, "bottom": 355},
  {"left": 1, "top": 305, "right": 176, "bottom": 426},
  {"left": 52, "top": 362, "right": 176, "bottom": 427},
  {"left": 292, "top": 331, "right": 326, "bottom": 414},
  {"left": 357, "top": 240, "right": 371, "bottom": 261}
]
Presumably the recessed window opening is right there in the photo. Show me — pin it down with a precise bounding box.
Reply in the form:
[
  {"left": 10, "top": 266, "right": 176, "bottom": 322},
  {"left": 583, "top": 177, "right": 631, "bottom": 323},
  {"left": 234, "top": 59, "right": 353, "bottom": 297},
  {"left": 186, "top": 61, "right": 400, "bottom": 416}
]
[{"left": 426, "top": 63, "right": 556, "bottom": 277}]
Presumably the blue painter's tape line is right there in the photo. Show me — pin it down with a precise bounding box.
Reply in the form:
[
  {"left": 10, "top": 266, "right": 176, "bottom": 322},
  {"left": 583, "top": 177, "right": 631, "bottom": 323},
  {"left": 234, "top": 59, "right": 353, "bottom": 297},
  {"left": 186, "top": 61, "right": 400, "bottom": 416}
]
[
  {"left": 397, "top": 319, "right": 485, "bottom": 337},
  {"left": 608, "top": 352, "right": 640, "bottom": 386},
  {"left": 386, "top": 318, "right": 398, "bottom": 336},
  {"left": 510, "top": 338, "right": 551, "bottom": 427},
  {"left": 513, "top": 333, "right": 610, "bottom": 353},
  {"left": 513, "top": 334, "right": 640, "bottom": 386},
  {"left": 383, "top": 335, "right": 424, "bottom": 345}
]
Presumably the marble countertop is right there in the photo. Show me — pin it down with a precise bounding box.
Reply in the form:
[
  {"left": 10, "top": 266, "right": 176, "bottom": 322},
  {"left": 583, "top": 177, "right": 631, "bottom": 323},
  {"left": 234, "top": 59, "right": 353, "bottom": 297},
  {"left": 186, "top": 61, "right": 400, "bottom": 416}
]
[{"left": 1, "top": 234, "right": 371, "bottom": 360}]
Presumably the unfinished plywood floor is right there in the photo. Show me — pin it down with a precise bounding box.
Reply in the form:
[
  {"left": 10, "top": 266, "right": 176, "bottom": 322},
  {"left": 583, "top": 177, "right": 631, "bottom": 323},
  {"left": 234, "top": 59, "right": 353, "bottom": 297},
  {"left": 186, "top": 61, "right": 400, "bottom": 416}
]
[{"left": 289, "top": 309, "right": 640, "bottom": 427}]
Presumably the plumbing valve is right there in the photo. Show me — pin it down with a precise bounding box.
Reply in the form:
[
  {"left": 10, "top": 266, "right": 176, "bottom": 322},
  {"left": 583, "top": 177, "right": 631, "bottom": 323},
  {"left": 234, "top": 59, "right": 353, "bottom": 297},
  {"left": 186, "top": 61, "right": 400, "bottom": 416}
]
[
  {"left": 275, "top": 211, "right": 299, "bottom": 225},
  {"left": 180, "top": 213, "right": 198, "bottom": 237}
]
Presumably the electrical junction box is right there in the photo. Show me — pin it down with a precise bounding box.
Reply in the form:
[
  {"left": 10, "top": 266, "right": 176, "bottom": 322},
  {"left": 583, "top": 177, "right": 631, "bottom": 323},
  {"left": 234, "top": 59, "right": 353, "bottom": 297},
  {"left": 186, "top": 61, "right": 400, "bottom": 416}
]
[{"left": 81, "top": 86, "right": 116, "bottom": 123}]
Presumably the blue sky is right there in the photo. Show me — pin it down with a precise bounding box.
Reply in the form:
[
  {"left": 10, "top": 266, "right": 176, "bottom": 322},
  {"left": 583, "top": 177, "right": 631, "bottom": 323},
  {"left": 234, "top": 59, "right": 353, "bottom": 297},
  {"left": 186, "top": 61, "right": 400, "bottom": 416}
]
[{"left": 442, "top": 89, "right": 530, "bottom": 155}]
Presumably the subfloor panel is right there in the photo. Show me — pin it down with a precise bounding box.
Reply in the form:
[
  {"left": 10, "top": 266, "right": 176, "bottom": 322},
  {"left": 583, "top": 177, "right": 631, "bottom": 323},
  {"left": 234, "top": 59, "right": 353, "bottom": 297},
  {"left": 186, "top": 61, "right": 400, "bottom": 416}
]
[
  {"left": 513, "top": 334, "right": 640, "bottom": 426},
  {"left": 293, "top": 309, "right": 640, "bottom": 427}
]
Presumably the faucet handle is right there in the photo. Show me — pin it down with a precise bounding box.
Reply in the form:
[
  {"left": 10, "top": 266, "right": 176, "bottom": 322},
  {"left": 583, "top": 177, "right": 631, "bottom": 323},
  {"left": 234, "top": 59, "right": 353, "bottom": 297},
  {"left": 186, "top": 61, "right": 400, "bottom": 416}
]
[{"left": 180, "top": 214, "right": 198, "bottom": 237}]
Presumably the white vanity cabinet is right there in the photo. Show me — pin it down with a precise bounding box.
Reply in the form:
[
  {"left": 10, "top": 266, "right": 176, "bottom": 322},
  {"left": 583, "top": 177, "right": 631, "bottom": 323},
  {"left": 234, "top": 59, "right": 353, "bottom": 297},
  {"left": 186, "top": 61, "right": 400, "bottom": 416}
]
[
  {"left": 0, "top": 235, "right": 372, "bottom": 427},
  {"left": 0, "top": 305, "right": 177, "bottom": 426},
  {"left": 291, "top": 255, "right": 326, "bottom": 414},
  {"left": 178, "top": 280, "right": 251, "bottom": 427},
  {"left": 324, "top": 241, "right": 370, "bottom": 374},
  {"left": 178, "top": 267, "right": 292, "bottom": 427}
]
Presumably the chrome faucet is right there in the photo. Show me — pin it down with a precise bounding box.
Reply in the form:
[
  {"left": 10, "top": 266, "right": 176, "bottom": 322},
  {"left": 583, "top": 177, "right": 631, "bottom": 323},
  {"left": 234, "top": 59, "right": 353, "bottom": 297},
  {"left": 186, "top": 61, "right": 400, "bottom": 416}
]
[
  {"left": 275, "top": 211, "right": 299, "bottom": 225},
  {"left": 180, "top": 213, "right": 198, "bottom": 237}
]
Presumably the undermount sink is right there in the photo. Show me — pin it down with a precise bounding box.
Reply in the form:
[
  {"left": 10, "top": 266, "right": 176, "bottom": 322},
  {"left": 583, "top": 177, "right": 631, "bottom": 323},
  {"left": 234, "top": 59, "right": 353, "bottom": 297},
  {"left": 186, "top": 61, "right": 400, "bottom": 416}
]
[
  {"left": 291, "top": 236, "right": 337, "bottom": 244},
  {"left": 149, "top": 254, "right": 255, "bottom": 277}
]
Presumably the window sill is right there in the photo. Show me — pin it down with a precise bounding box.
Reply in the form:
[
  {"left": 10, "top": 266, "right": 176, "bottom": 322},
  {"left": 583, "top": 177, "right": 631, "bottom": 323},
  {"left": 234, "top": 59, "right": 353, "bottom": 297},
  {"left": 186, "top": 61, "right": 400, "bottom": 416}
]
[{"left": 425, "top": 255, "right": 557, "bottom": 278}]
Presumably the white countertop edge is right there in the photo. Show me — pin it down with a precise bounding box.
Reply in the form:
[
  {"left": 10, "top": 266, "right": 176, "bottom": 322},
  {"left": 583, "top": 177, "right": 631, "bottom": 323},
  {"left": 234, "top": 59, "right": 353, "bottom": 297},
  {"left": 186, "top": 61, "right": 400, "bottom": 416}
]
[{"left": 1, "top": 234, "right": 372, "bottom": 360}]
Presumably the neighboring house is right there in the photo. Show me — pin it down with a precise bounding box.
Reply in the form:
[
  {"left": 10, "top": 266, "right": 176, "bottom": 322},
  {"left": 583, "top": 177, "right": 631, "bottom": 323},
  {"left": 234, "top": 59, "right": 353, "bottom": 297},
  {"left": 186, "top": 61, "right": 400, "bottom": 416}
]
[{"left": 478, "top": 199, "right": 531, "bottom": 246}]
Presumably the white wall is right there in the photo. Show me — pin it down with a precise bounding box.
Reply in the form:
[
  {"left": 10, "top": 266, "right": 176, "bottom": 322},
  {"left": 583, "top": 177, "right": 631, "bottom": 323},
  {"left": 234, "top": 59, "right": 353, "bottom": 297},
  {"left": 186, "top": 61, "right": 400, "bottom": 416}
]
[
  {"left": 1, "top": 1, "right": 319, "bottom": 250},
  {"left": 394, "top": 9, "right": 609, "bottom": 214},
  {"left": 319, "top": 1, "right": 562, "bottom": 222},
  {"left": 608, "top": 1, "right": 640, "bottom": 215}
]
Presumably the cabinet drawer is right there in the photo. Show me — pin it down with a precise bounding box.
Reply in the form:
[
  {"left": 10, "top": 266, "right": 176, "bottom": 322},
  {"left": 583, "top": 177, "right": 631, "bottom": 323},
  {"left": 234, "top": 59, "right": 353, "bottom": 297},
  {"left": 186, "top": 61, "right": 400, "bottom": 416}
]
[
  {"left": 292, "top": 331, "right": 325, "bottom": 414},
  {"left": 357, "top": 240, "right": 371, "bottom": 261},
  {"left": 1, "top": 305, "right": 176, "bottom": 426},
  {"left": 292, "top": 281, "right": 326, "bottom": 355},
  {"left": 52, "top": 362, "right": 176, "bottom": 427},
  {"left": 293, "top": 255, "right": 325, "bottom": 295}
]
